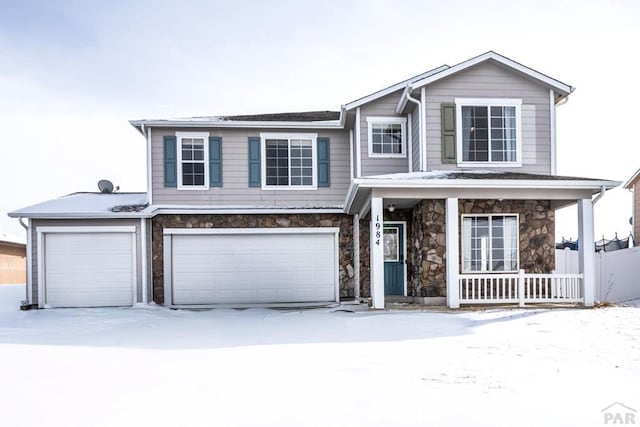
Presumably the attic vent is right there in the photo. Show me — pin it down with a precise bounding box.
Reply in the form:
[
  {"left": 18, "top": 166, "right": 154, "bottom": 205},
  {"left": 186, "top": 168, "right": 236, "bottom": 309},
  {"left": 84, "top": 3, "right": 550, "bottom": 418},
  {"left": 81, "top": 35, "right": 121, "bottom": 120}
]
[{"left": 98, "top": 179, "right": 118, "bottom": 193}]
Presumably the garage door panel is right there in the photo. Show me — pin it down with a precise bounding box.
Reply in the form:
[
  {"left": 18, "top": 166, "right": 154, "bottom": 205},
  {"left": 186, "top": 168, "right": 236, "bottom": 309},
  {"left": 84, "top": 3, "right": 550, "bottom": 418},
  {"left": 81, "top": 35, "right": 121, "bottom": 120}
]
[
  {"left": 171, "top": 232, "right": 337, "bottom": 305},
  {"left": 44, "top": 232, "right": 135, "bottom": 308}
]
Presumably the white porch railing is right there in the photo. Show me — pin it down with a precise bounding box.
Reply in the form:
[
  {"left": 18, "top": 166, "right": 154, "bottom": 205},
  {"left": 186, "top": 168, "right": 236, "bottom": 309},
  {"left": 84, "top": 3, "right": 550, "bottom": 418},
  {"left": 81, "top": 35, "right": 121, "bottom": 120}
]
[{"left": 459, "top": 270, "right": 583, "bottom": 306}]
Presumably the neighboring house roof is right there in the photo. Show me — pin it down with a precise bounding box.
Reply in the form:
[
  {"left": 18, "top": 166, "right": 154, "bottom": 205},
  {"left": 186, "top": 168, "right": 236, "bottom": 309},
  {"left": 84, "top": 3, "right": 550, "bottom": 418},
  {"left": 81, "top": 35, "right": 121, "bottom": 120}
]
[
  {"left": 0, "top": 232, "right": 26, "bottom": 247},
  {"left": 624, "top": 167, "right": 640, "bottom": 189},
  {"left": 8, "top": 193, "right": 149, "bottom": 219}
]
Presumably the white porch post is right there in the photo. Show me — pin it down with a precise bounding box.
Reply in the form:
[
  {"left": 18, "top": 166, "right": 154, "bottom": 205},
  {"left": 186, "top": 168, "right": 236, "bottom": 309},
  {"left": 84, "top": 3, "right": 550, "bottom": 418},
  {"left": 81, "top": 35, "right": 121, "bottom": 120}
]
[
  {"left": 445, "top": 198, "right": 460, "bottom": 308},
  {"left": 578, "top": 198, "right": 595, "bottom": 307},
  {"left": 370, "top": 197, "right": 385, "bottom": 309}
]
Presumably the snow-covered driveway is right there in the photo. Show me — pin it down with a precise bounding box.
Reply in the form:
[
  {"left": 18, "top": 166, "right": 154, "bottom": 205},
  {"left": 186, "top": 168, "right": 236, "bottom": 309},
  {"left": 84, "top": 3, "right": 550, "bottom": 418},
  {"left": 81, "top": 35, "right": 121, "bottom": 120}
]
[{"left": 0, "top": 285, "right": 638, "bottom": 427}]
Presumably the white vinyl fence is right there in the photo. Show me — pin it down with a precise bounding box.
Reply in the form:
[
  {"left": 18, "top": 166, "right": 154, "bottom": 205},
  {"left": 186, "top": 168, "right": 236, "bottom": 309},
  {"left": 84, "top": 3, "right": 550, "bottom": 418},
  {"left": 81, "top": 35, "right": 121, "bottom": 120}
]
[{"left": 555, "top": 247, "right": 640, "bottom": 303}]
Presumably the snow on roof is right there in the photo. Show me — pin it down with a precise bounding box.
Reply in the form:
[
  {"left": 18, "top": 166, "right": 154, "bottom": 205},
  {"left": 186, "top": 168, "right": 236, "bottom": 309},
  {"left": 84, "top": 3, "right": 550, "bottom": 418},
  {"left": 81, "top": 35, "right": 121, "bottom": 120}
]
[
  {"left": 8, "top": 192, "right": 149, "bottom": 219},
  {"left": 360, "top": 170, "right": 613, "bottom": 182}
]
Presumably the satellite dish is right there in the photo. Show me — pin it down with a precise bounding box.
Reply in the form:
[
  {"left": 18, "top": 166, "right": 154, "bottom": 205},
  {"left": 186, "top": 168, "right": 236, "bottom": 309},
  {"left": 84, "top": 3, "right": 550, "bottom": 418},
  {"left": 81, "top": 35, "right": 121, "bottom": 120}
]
[{"left": 98, "top": 179, "right": 114, "bottom": 193}]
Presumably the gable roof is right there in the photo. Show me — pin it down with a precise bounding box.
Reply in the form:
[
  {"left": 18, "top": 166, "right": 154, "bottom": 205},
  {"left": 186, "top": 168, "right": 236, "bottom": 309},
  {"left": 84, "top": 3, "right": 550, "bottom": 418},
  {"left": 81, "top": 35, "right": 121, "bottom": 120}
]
[
  {"left": 396, "top": 51, "right": 574, "bottom": 113},
  {"left": 411, "top": 51, "right": 573, "bottom": 95},
  {"left": 624, "top": 167, "right": 640, "bottom": 189},
  {"left": 130, "top": 51, "right": 573, "bottom": 132},
  {"left": 342, "top": 65, "right": 449, "bottom": 111}
]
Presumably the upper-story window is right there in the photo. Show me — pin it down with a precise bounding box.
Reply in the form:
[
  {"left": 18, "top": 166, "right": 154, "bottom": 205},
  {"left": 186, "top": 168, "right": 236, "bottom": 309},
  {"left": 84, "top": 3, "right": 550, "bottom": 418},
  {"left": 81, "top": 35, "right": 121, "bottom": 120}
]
[
  {"left": 367, "top": 117, "right": 407, "bottom": 158},
  {"left": 455, "top": 99, "right": 521, "bottom": 167},
  {"left": 177, "top": 132, "right": 209, "bottom": 189},
  {"left": 260, "top": 133, "right": 317, "bottom": 190}
]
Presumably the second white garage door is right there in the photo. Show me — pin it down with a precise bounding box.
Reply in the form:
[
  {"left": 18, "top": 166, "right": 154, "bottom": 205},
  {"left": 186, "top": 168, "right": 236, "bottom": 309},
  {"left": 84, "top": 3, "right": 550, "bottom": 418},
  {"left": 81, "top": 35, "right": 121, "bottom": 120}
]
[{"left": 168, "top": 229, "right": 338, "bottom": 305}]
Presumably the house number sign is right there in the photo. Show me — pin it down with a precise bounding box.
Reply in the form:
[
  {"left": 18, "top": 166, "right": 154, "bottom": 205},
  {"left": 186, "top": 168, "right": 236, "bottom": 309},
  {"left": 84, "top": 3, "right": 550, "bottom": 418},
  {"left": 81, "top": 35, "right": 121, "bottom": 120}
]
[{"left": 375, "top": 215, "right": 381, "bottom": 246}]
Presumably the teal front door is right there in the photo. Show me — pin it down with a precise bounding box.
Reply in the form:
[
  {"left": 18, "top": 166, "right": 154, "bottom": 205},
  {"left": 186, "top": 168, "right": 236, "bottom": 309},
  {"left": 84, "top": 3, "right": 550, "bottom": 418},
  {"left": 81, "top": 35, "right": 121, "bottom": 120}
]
[{"left": 384, "top": 223, "right": 405, "bottom": 295}]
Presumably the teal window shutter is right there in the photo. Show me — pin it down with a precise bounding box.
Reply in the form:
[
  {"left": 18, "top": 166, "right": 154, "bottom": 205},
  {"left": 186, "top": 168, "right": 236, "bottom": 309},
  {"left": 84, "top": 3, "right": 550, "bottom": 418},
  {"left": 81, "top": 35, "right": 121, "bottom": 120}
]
[
  {"left": 163, "top": 135, "right": 177, "bottom": 187},
  {"left": 248, "top": 136, "right": 261, "bottom": 187},
  {"left": 209, "top": 136, "right": 222, "bottom": 187},
  {"left": 441, "top": 104, "right": 457, "bottom": 164},
  {"left": 317, "top": 137, "right": 330, "bottom": 187}
]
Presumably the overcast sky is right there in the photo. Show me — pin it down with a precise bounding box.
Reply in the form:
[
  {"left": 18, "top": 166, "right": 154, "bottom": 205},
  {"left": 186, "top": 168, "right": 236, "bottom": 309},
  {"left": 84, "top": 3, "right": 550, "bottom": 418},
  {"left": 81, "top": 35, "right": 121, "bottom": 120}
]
[{"left": 1, "top": 0, "right": 638, "bottom": 242}]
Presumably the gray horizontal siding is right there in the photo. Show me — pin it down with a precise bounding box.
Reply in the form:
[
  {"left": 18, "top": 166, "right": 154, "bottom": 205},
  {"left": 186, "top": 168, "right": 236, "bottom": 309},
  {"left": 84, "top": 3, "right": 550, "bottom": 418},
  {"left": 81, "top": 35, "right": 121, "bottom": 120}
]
[
  {"left": 30, "top": 218, "right": 144, "bottom": 306},
  {"left": 411, "top": 106, "right": 420, "bottom": 172},
  {"left": 424, "top": 61, "right": 552, "bottom": 174},
  {"left": 359, "top": 91, "right": 411, "bottom": 177},
  {"left": 151, "top": 128, "right": 350, "bottom": 207}
]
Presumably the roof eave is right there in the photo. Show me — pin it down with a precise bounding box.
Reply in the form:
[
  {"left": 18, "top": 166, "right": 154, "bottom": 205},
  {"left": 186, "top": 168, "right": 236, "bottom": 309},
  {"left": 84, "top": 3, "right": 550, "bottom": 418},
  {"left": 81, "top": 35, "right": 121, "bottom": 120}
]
[
  {"left": 352, "top": 178, "right": 621, "bottom": 191},
  {"left": 128, "top": 119, "right": 344, "bottom": 129}
]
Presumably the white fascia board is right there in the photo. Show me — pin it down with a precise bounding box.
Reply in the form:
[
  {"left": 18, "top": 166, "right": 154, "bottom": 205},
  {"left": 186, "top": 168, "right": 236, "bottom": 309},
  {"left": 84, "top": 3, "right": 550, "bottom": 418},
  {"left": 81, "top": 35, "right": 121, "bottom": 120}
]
[
  {"left": 352, "top": 178, "right": 621, "bottom": 191},
  {"left": 164, "top": 227, "right": 340, "bottom": 235},
  {"left": 624, "top": 168, "right": 640, "bottom": 189},
  {"left": 129, "top": 119, "right": 343, "bottom": 129},
  {"left": 410, "top": 52, "right": 574, "bottom": 96},
  {"left": 343, "top": 65, "right": 449, "bottom": 111},
  {"left": 150, "top": 207, "right": 345, "bottom": 215},
  {"left": 8, "top": 212, "right": 152, "bottom": 219}
]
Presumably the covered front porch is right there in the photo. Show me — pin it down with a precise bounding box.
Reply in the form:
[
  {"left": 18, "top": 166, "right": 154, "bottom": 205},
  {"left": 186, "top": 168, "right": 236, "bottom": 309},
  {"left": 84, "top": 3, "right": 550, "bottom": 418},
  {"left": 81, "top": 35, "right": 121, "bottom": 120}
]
[{"left": 345, "top": 171, "right": 619, "bottom": 309}]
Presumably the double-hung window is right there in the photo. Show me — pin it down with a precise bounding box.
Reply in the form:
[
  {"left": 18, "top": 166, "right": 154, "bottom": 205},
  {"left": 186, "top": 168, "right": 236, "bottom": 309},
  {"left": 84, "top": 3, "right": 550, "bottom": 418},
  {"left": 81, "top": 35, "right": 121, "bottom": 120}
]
[
  {"left": 455, "top": 99, "right": 521, "bottom": 166},
  {"left": 367, "top": 117, "right": 407, "bottom": 157},
  {"left": 462, "top": 214, "right": 519, "bottom": 273},
  {"left": 177, "top": 132, "right": 209, "bottom": 189},
  {"left": 261, "top": 133, "right": 317, "bottom": 189}
]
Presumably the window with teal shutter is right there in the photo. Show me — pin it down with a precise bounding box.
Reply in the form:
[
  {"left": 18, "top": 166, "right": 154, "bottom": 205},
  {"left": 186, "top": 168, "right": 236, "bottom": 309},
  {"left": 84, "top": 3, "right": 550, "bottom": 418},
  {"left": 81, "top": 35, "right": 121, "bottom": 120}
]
[
  {"left": 163, "top": 135, "right": 177, "bottom": 187},
  {"left": 317, "top": 137, "right": 330, "bottom": 187},
  {"left": 248, "top": 137, "right": 261, "bottom": 187},
  {"left": 209, "top": 137, "right": 222, "bottom": 187}
]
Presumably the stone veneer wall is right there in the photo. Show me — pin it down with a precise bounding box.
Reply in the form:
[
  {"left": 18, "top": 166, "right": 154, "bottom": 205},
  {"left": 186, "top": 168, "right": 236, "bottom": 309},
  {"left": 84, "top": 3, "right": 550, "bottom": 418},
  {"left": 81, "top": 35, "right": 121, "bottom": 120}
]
[
  {"left": 152, "top": 214, "right": 354, "bottom": 304},
  {"left": 459, "top": 199, "right": 555, "bottom": 274},
  {"left": 409, "top": 200, "right": 447, "bottom": 297},
  {"left": 405, "top": 199, "right": 556, "bottom": 298}
]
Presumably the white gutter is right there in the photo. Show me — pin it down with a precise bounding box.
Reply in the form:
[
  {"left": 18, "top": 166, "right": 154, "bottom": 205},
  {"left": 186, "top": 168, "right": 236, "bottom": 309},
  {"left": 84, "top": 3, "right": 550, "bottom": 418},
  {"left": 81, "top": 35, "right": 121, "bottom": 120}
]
[
  {"left": 18, "top": 218, "right": 31, "bottom": 306},
  {"left": 404, "top": 86, "right": 424, "bottom": 171},
  {"left": 129, "top": 119, "right": 344, "bottom": 129}
]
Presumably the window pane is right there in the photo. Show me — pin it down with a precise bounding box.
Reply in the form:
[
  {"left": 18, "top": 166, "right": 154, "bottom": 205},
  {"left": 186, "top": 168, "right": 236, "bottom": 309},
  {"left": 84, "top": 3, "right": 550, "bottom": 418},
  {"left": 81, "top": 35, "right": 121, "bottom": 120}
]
[
  {"left": 372, "top": 122, "right": 403, "bottom": 155},
  {"left": 462, "top": 106, "right": 489, "bottom": 162},
  {"left": 490, "top": 106, "right": 517, "bottom": 163},
  {"left": 265, "top": 139, "right": 290, "bottom": 186}
]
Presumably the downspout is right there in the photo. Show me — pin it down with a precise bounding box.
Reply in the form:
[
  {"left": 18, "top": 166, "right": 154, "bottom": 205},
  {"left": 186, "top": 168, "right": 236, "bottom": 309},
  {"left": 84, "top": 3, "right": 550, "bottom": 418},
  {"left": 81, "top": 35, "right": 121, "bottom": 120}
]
[
  {"left": 18, "top": 217, "right": 31, "bottom": 307},
  {"left": 592, "top": 185, "right": 607, "bottom": 205},
  {"left": 404, "top": 86, "right": 423, "bottom": 171}
]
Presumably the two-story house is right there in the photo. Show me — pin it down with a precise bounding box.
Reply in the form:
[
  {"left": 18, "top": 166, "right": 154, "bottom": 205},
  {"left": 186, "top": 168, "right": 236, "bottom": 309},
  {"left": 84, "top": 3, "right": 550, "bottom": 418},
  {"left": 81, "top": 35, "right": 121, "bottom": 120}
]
[{"left": 10, "top": 52, "right": 620, "bottom": 310}]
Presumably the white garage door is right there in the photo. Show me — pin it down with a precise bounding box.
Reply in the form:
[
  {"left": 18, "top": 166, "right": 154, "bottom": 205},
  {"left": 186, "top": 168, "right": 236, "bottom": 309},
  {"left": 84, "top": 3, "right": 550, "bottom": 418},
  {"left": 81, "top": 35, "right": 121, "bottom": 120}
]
[
  {"left": 43, "top": 231, "right": 135, "bottom": 308},
  {"left": 169, "top": 230, "right": 337, "bottom": 305}
]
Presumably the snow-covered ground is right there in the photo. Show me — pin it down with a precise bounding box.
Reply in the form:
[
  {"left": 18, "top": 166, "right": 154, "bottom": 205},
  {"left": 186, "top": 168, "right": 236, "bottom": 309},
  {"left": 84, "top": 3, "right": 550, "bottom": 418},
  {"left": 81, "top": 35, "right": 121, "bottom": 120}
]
[{"left": 0, "top": 285, "right": 638, "bottom": 427}]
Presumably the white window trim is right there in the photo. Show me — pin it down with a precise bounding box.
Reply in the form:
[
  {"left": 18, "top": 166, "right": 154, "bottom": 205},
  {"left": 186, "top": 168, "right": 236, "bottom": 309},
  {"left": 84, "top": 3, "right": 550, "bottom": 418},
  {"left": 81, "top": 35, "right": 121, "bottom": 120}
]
[
  {"left": 461, "top": 213, "right": 520, "bottom": 274},
  {"left": 455, "top": 98, "right": 522, "bottom": 168},
  {"left": 260, "top": 132, "right": 318, "bottom": 191},
  {"left": 366, "top": 116, "right": 407, "bottom": 158},
  {"left": 176, "top": 131, "right": 210, "bottom": 190}
]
